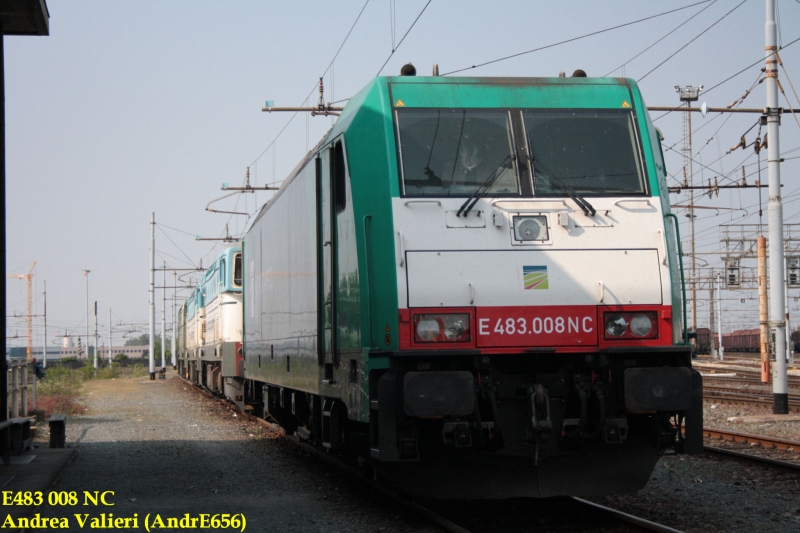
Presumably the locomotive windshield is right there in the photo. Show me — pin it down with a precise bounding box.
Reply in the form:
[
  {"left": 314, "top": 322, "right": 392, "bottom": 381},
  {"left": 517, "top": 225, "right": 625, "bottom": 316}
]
[
  {"left": 524, "top": 109, "right": 646, "bottom": 196},
  {"left": 396, "top": 109, "right": 519, "bottom": 197},
  {"left": 233, "top": 253, "right": 242, "bottom": 287}
]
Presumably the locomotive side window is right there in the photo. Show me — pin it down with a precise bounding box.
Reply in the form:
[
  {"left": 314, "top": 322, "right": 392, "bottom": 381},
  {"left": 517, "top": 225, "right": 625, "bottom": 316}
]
[
  {"left": 333, "top": 141, "right": 347, "bottom": 214},
  {"left": 396, "top": 109, "right": 519, "bottom": 197},
  {"left": 524, "top": 109, "right": 646, "bottom": 196},
  {"left": 233, "top": 253, "right": 242, "bottom": 287}
]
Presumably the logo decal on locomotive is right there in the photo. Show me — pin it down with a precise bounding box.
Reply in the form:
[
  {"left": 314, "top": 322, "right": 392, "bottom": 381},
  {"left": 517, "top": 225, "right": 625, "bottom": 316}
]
[{"left": 523, "top": 266, "right": 549, "bottom": 290}]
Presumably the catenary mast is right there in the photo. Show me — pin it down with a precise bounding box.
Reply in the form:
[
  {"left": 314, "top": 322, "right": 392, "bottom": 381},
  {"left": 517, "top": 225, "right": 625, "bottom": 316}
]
[
  {"left": 149, "top": 213, "right": 156, "bottom": 380},
  {"left": 765, "top": 0, "right": 788, "bottom": 414}
]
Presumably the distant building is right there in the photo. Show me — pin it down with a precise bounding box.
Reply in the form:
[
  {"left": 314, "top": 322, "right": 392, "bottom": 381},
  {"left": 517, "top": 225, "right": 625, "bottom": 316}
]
[
  {"left": 99, "top": 346, "right": 148, "bottom": 359},
  {"left": 5, "top": 345, "right": 148, "bottom": 361}
]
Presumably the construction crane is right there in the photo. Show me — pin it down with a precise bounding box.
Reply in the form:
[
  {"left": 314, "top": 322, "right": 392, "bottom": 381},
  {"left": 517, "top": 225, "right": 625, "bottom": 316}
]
[{"left": 6, "top": 262, "right": 36, "bottom": 361}]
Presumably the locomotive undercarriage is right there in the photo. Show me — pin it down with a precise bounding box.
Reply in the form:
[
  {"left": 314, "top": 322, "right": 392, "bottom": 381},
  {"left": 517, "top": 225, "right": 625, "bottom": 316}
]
[
  {"left": 247, "top": 347, "right": 702, "bottom": 498},
  {"left": 373, "top": 349, "right": 701, "bottom": 497},
  {"left": 186, "top": 343, "right": 244, "bottom": 404}
]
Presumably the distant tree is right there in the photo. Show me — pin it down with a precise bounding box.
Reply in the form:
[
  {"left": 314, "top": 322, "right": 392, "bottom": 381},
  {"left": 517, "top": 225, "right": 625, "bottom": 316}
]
[
  {"left": 124, "top": 334, "right": 149, "bottom": 346},
  {"left": 124, "top": 333, "right": 170, "bottom": 359}
]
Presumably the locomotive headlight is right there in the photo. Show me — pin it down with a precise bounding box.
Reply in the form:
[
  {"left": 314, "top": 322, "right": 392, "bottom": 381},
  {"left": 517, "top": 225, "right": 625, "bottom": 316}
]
[
  {"left": 605, "top": 314, "right": 627, "bottom": 337},
  {"left": 603, "top": 311, "right": 658, "bottom": 339},
  {"left": 443, "top": 316, "right": 466, "bottom": 340},
  {"left": 513, "top": 216, "right": 549, "bottom": 241},
  {"left": 416, "top": 318, "right": 440, "bottom": 341},
  {"left": 413, "top": 312, "right": 471, "bottom": 343},
  {"left": 629, "top": 314, "right": 653, "bottom": 337}
]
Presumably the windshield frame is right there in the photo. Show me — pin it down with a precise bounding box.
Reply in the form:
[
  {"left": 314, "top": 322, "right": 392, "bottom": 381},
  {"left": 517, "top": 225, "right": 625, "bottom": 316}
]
[
  {"left": 395, "top": 108, "right": 532, "bottom": 199},
  {"left": 524, "top": 108, "right": 649, "bottom": 198}
]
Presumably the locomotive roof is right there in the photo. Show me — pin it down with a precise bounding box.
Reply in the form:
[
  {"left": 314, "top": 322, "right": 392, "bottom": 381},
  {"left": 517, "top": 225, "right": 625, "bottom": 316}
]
[{"left": 247, "top": 75, "right": 646, "bottom": 231}]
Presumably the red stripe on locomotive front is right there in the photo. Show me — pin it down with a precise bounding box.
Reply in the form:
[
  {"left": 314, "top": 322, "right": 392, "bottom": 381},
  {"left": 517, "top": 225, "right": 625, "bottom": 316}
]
[{"left": 399, "top": 305, "right": 674, "bottom": 352}]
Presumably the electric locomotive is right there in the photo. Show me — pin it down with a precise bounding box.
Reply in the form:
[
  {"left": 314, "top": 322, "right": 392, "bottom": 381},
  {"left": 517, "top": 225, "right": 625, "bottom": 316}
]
[
  {"left": 178, "top": 244, "right": 244, "bottom": 405},
  {"left": 197, "top": 71, "right": 702, "bottom": 499}
]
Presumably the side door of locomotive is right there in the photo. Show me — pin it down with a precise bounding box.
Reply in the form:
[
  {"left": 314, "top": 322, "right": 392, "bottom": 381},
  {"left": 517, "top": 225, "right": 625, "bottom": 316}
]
[{"left": 316, "top": 140, "right": 346, "bottom": 369}]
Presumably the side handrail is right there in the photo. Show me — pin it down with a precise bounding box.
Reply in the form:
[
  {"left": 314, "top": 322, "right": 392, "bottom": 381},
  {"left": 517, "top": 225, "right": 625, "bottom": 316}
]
[
  {"left": 664, "top": 213, "right": 688, "bottom": 343},
  {"left": 363, "top": 215, "right": 374, "bottom": 348}
]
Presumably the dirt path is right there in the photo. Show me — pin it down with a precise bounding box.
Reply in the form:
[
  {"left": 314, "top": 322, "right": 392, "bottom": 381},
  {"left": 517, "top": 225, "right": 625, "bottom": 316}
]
[{"left": 32, "top": 372, "right": 436, "bottom": 533}]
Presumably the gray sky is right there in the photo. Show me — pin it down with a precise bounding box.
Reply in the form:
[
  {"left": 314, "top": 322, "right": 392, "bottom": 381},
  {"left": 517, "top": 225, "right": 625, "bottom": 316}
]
[{"left": 5, "top": 0, "right": 800, "bottom": 347}]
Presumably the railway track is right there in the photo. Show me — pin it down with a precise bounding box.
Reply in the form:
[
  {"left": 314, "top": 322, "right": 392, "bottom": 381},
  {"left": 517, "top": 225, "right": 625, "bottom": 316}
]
[
  {"left": 704, "top": 428, "right": 800, "bottom": 472},
  {"left": 256, "top": 402, "right": 688, "bottom": 532},
  {"left": 702, "top": 375, "right": 800, "bottom": 389},
  {"left": 183, "top": 376, "right": 686, "bottom": 533},
  {"left": 703, "top": 385, "right": 800, "bottom": 397},
  {"left": 704, "top": 428, "right": 800, "bottom": 453},
  {"left": 570, "top": 498, "right": 686, "bottom": 533},
  {"left": 702, "top": 389, "right": 800, "bottom": 411}
]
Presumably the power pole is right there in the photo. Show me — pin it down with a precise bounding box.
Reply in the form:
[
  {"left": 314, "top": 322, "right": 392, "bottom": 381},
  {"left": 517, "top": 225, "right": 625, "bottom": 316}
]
[
  {"left": 82, "top": 269, "right": 91, "bottom": 363},
  {"left": 171, "top": 271, "right": 177, "bottom": 369},
  {"left": 716, "top": 272, "right": 724, "bottom": 361},
  {"left": 42, "top": 281, "right": 47, "bottom": 368},
  {"left": 149, "top": 213, "right": 156, "bottom": 380},
  {"left": 759, "top": 237, "right": 769, "bottom": 381},
  {"left": 709, "top": 273, "right": 717, "bottom": 359},
  {"left": 93, "top": 301, "right": 98, "bottom": 369},
  {"left": 766, "top": 0, "right": 788, "bottom": 414},
  {"left": 676, "top": 85, "right": 703, "bottom": 335},
  {"left": 161, "top": 262, "right": 166, "bottom": 369},
  {"left": 785, "top": 259, "right": 792, "bottom": 369},
  {"left": 108, "top": 307, "right": 112, "bottom": 363}
]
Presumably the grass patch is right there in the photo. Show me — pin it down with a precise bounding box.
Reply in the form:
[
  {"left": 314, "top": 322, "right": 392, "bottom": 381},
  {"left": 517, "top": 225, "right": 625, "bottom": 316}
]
[
  {"left": 37, "top": 365, "right": 82, "bottom": 397},
  {"left": 33, "top": 365, "right": 85, "bottom": 417},
  {"left": 35, "top": 394, "right": 86, "bottom": 417},
  {"left": 97, "top": 365, "right": 120, "bottom": 379},
  {"left": 31, "top": 362, "right": 136, "bottom": 417}
]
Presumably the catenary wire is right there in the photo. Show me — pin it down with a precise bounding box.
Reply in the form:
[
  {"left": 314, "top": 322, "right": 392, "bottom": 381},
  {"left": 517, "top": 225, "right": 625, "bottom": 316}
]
[
  {"left": 440, "top": 1, "right": 713, "bottom": 76},
  {"left": 376, "top": 0, "right": 433, "bottom": 76},
  {"left": 248, "top": 1, "right": 375, "bottom": 168},
  {"left": 653, "top": 34, "right": 800, "bottom": 122},
  {"left": 603, "top": 0, "right": 718, "bottom": 77},
  {"left": 637, "top": 0, "right": 748, "bottom": 82},
  {"left": 156, "top": 225, "right": 200, "bottom": 268}
]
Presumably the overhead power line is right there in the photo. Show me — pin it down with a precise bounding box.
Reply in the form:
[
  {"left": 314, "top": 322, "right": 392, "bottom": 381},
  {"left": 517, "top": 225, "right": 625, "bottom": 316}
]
[
  {"left": 248, "top": 1, "right": 374, "bottom": 168},
  {"left": 604, "top": 0, "right": 718, "bottom": 77},
  {"left": 376, "top": 0, "right": 433, "bottom": 76},
  {"left": 653, "top": 34, "right": 800, "bottom": 122},
  {"left": 637, "top": 0, "right": 748, "bottom": 82},
  {"left": 440, "top": 0, "right": 713, "bottom": 76}
]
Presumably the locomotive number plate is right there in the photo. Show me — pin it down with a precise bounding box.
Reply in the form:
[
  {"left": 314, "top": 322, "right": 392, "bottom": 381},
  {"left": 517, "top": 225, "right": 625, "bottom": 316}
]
[{"left": 476, "top": 306, "right": 598, "bottom": 348}]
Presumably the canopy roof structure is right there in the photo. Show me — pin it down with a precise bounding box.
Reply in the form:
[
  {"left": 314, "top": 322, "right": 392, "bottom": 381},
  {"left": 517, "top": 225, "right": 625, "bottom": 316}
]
[{"left": 0, "top": 0, "right": 49, "bottom": 36}]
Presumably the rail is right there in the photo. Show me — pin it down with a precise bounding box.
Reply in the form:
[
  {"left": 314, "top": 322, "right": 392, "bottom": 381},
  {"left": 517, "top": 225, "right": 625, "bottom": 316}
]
[
  {"left": 703, "top": 389, "right": 800, "bottom": 411},
  {"left": 704, "top": 428, "right": 800, "bottom": 453}
]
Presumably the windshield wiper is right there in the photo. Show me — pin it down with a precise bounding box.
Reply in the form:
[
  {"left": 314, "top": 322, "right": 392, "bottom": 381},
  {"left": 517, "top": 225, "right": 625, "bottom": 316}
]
[
  {"left": 457, "top": 155, "right": 514, "bottom": 218},
  {"left": 529, "top": 157, "right": 596, "bottom": 217}
]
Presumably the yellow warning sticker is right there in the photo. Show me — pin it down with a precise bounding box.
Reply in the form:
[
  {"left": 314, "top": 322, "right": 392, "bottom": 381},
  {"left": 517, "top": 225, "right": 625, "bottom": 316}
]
[
  {"left": 396, "top": 99, "right": 405, "bottom": 107},
  {"left": 621, "top": 101, "right": 631, "bottom": 108}
]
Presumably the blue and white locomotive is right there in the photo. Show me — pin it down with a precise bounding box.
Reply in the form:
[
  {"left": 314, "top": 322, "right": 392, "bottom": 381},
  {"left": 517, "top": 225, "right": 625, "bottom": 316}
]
[{"left": 179, "top": 245, "right": 244, "bottom": 406}]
